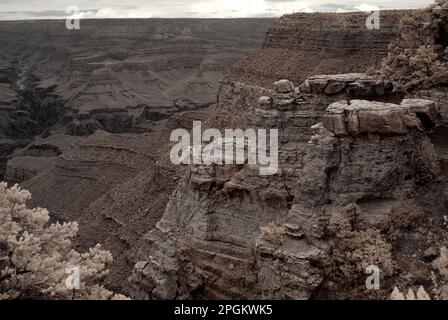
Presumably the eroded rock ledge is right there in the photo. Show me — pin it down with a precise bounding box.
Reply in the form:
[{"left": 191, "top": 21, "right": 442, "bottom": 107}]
[{"left": 130, "top": 74, "right": 441, "bottom": 300}]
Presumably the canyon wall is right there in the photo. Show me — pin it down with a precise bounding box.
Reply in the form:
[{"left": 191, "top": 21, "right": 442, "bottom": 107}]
[
  {"left": 2, "top": 10, "right": 447, "bottom": 299},
  {"left": 0, "top": 18, "right": 273, "bottom": 293},
  {"left": 131, "top": 10, "right": 448, "bottom": 300},
  {"left": 0, "top": 18, "right": 272, "bottom": 134},
  {"left": 131, "top": 75, "right": 443, "bottom": 299},
  {"left": 229, "top": 10, "right": 414, "bottom": 88}
]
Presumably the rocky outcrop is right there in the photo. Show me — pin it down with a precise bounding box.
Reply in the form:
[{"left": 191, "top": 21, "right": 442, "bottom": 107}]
[
  {"left": 130, "top": 75, "right": 440, "bottom": 299},
  {"left": 409, "top": 89, "right": 448, "bottom": 126},
  {"left": 214, "top": 73, "right": 400, "bottom": 141},
  {"left": 322, "top": 99, "right": 437, "bottom": 136},
  {"left": 3, "top": 12, "right": 446, "bottom": 300},
  {"left": 297, "top": 99, "right": 440, "bottom": 214}
]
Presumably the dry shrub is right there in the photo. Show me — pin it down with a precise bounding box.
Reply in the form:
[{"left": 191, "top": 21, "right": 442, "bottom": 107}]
[
  {"left": 327, "top": 204, "right": 359, "bottom": 238},
  {"left": 324, "top": 205, "right": 396, "bottom": 293},
  {"left": 260, "top": 223, "right": 285, "bottom": 245},
  {"left": 330, "top": 229, "right": 396, "bottom": 281},
  {"left": 381, "top": 1, "right": 448, "bottom": 91},
  {"left": 433, "top": 246, "right": 448, "bottom": 280},
  {"left": 382, "top": 202, "right": 424, "bottom": 240},
  {"left": 415, "top": 137, "right": 441, "bottom": 182},
  {"left": 0, "top": 183, "right": 128, "bottom": 300}
]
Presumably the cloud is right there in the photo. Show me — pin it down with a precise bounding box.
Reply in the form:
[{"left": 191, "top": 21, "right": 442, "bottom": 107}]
[
  {"left": 69, "top": 7, "right": 155, "bottom": 19},
  {"left": 188, "top": 0, "right": 313, "bottom": 18},
  {"left": 354, "top": 3, "right": 380, "bottom": 11},
  {"left": 315, "top": 3, "right": 350, "bottom": 11},
  {"left": 0, "top": 0, "right": 435, "bottom": 20}
]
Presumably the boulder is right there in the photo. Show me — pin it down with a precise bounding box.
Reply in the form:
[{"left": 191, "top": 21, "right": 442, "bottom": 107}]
[
  {"left": 258, "top": 96, "right": 272, "bottom": 109},
  {"left": 274, "top": 79, "right": 294, "bottom": 94},
  {"left": 324, "top": 99, "right": 435, "bottom": 136}
]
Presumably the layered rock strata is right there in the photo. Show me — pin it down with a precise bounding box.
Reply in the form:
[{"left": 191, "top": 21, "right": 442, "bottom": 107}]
[
  {"left": 229, "top": 10, "right": 416, "bottom": 87},
  {"left": 0, "top": 18, "right": 273, "bottom": 136},
  {"left": 130, "top": 75, "right": 440, "bottom": 299}
]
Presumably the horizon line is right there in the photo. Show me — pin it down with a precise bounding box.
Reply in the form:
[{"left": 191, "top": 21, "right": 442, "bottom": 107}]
[{"left": 0, "top": 8, "right": 421, "bottom": 22}]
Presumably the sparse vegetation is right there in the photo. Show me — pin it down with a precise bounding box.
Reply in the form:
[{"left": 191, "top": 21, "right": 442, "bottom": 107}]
[
  {"left": 382, "top": 202, "right": 425, "bottom": 241},
  {"left": 330, "top": 228, "right": 395, "bottom": 282},
  {"left": 381, "top": 0, "right": 448, "bottom": 91},
  {"left": 260, "top": 223, "right": 286, "bottom": 245},
  {"left": 323, "top": 205, "right": 396, "bottom": 298},
  {"left": 0, "top": 183, "right": 127, "bottom": 300}
]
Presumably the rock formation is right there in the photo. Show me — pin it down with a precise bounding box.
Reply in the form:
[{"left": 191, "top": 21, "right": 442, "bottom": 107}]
[
  {"left": 129, "top": 73, "right": 442, "bottom": 299},
  {"left": 128, "top": 10, "right": 448, "bottom": 293},
  {"left": 2, "top": 9, "right": 448, "bottom": 300}
]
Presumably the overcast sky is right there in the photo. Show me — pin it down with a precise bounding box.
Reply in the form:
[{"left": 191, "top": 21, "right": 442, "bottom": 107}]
[{"left": 0, "top": 0, "right": 435, "bottom": 20}]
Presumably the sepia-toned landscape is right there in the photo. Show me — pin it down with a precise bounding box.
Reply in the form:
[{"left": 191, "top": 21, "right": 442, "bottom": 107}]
[{"left": 1, "top": 0, "right": 448, "bottom": 301}]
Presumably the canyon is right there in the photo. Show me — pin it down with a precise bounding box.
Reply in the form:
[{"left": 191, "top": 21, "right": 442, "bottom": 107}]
[
  {"left": 0, "top": 18, "right": 273, "bottom": 292},
  {"left": 1, "top": 9, "right": 448, "bottom": 299}
]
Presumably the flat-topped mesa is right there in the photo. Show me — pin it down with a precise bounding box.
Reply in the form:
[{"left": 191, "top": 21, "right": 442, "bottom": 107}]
[{"left": 322, "top": 99, "right": 438, "bottom": 136}]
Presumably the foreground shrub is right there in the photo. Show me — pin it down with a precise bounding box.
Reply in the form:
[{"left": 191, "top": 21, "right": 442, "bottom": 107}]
[
  {"left": 381, "top": 0, "right": 448, "bottom": 91},
  {"left": 260, "top": 222, "right": 285, "bottom": 245},
  {"left": 0, "top": 182, "right": 127, "bottom": 300}
]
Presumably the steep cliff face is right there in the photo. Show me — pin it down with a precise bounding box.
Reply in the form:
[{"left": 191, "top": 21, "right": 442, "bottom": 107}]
[
  {"left": 229, "top": 11, "right": 415, "bottom": 87},
  {"left": 130, "top": 72, "right": 443, "bottom": 299},
  {"left": 126, "top": 10, "right": 447, "bottom": 300},
  {"left": 126, "top": 7, "right": 448, "bottom": 299},
  {"left": 4, "top": 11, "right": 447, "bottom": 299}
]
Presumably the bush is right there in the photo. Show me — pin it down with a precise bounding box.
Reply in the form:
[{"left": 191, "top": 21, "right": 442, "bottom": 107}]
[
  {"left": 329, "top": 228, "right": 395, "bottom": 281},
  {"left": 260, "top": 223, "right": 285, "bottom": 245},
  {"left": 326, "top": 205, "right": 395, "bottom": 293},
  {"left": 0, "top": 183, "right": 127, "bottom": 300},
  {"left": 382, "top": 202, "right": 424, "bottom": 241},
  {"left": 381, "top": 1, "right": 448, "bottom": 91}
]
